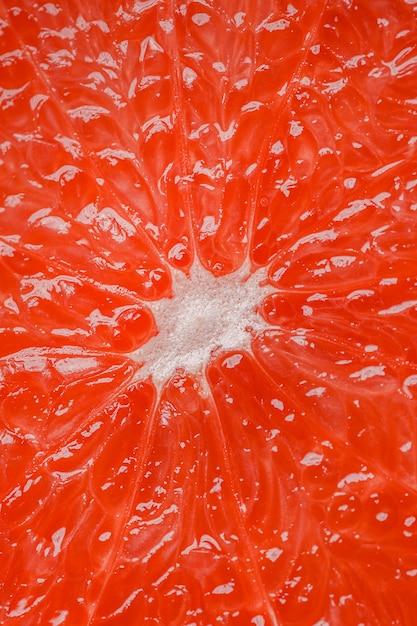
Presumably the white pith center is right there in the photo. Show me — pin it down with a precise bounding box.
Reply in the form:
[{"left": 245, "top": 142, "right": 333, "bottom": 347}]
[{"left": 130, "top": 260, "right": 274, "bottom": 387}]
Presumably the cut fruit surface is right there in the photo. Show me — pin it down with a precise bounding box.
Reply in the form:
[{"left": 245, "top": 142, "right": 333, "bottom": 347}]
[
  {"left": 131, "top": 261, "right": 273, "bottom": 386},
  {"left": 1, "top": 0, "right": 417, "bottom": 624}
]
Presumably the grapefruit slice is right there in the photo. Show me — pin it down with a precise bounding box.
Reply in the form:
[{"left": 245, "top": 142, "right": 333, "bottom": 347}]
[{"left": 1, "top": 0, "right": 417, "bottom": 624}]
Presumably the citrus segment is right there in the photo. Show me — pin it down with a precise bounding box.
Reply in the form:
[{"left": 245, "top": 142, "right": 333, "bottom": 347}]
[
  {"left": 1, "top": 0, "right": 194, "bottom": 272},
  {"left": 0, "top": 349, "right": 137, "bottom": 487},
  {"left": 253, "top": 328, "right": 417, "bottom": 480},
  {"left": 250, "top": 2, "right": 417, "bottom": 267},
  {"left": 1, "top": 378, "right": 154, "bottom": 623},
  {"left": 0, "top": 250, "right": 157, "bottom": 356},
  {"left": 1, "top": 0, "right": 417, "bottom": 624},
  {"left": 208, "top": 350, "right": 417, "bottom": 623}
]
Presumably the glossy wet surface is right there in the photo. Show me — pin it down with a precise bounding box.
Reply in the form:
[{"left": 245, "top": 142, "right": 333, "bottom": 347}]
[{"left": 1, "top": 1, "right": 417, "bottom": 624}]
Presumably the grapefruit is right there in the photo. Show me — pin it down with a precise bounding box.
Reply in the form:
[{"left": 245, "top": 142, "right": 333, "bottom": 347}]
[{"left": 1, "top": 0, "right": 417, "bottom": 624}]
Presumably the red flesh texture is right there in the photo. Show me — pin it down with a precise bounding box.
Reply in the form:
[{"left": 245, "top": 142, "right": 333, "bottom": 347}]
[{"left": 1, "top": 0, "right": 417, "bottom": 624}]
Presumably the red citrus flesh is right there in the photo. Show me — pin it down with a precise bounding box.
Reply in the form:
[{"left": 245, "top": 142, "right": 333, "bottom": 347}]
[{"left": 1, "top": 1, "right": 417, "bottom": 624}]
